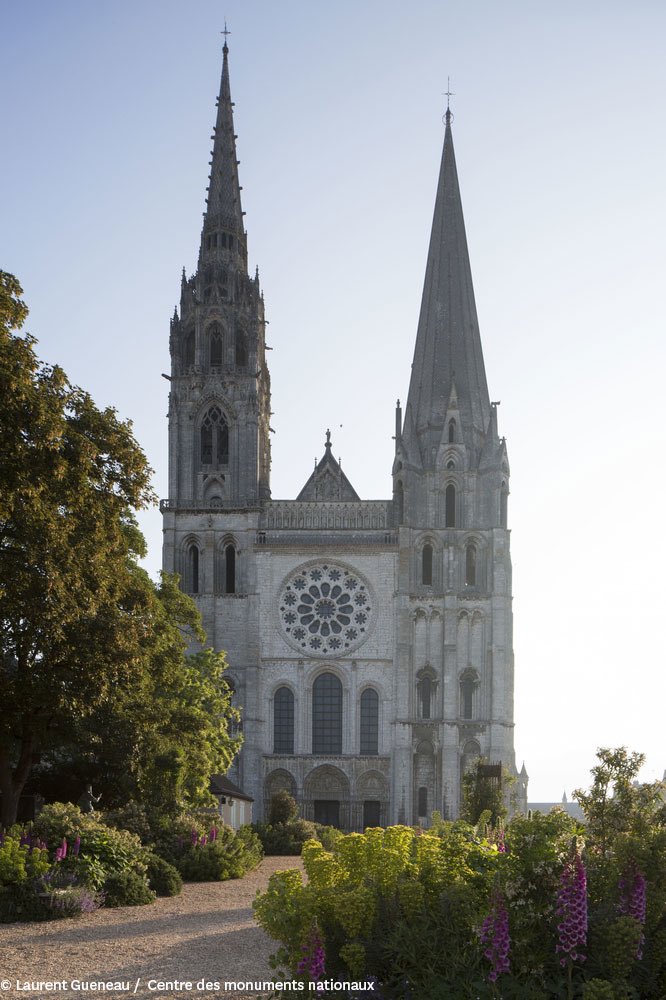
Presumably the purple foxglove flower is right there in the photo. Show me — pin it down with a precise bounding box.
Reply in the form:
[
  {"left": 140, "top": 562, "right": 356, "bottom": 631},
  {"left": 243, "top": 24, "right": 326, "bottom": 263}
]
[
  {"left": 479, "top": 891, "right": 511, "bottom": 982},
  {"left": 209, "top": 826, "right": 217, "bottom": 842},
  {"left": 72, "top": 835, "right": 81, "bottom": 857},
  {"left": 60, "top": 837, "right": 67, "bottom": 860},
  {"left": 619, "top": 861, "right": 647, "bottom": 959},
  {"left": 296, "top": 923, "right": 326, "bottom": 982},
  {"left": 191, "top": 829, "right": 198, "bottom": 845},
  {"left": 199, "top": 833, "right": 208, "bottom": 847},
  {"left": 555, "top": 850, "right": 587, "bottom": 966}
]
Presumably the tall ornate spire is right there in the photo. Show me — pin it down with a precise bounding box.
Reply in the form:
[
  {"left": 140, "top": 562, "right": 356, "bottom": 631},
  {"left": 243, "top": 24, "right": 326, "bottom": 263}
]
[
  {"left": 404, "top": 112, "right": 491, "bottom": 465},
  {"left": 201, "top": 34, "right": 247, "bottom": 267}
]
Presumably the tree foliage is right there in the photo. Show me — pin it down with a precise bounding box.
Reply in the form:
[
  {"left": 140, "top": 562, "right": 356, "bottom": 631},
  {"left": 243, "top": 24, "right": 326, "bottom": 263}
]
[
  {"left": 0, "top": 272, "right": 240, "bottom": 824},
  {"left": 574, "top": 747, "right": 666, "bottom": 858}
]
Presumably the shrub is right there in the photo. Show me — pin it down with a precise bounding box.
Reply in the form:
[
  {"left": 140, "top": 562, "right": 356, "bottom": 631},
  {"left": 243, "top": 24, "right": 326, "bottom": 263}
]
[
  {"left": 0, "top": 882, "right": 51, "bottom": 923},
  {"left": 149, "top": 809, "right": 221, "bottom": 864},
  {"left": 145, "top": 853, "right": 183, "bottom": 897},
  {"left": 254, "top": 819, "right": 318, "bottom": 856},
  {"left": 102, "top": 802, "right": 152, "bottom": 843},
  {"left": 103, "top": 870, "right": 155, "bottom": 907},
  {"left": 176, "top": 825, "right": 262, "bottom": 882},
  {"left": 314, "top": 825, "right": 343, "bottom": 852},
  {"left": 31, "top": 803, "right": 148, "bottom": 881},
  {"left": 254, "top": 826, "right": 500, "bottom": 996},
  {"left": 268, "top": 790, "right": 299, "bottom": 825},
  {"left": 254, "top": 748, "right": 666, "bottom": 1000},
  {"left": 0, "top": 834, "right": 50, "bottom": 886},
  {"left": 38, "top": 871, "right": 105, "bottom": 918}
]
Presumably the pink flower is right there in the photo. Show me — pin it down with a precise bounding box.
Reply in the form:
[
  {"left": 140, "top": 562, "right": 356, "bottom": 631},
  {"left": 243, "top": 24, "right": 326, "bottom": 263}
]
[
  {"left": 479, "top": 891, "right": 511, "bottom": 982},
  {"left": 296, "top": 923, "right": 326, "bottom": 982},
  {"left": 556, "top": 850, "right": 587, "bottom": 966},
  {"left": 619, "top": 861, "right": 647, "bottom": 959}
]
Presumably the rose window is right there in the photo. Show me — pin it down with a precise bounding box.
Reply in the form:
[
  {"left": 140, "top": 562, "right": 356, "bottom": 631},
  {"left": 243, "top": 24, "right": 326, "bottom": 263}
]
[{"left": 278, "top": 563, "right": 373, "bottom": 656}]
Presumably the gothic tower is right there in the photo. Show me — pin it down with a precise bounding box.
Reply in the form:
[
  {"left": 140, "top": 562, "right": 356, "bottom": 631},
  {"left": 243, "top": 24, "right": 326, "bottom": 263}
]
[
  {"left": 391, "top": 108, "right": 520, "bottom": 820},
  {"left": 162, "top": 40, "right": 270, "bottom": 793},
  {"left": 163, "top": 40, "right": 525, "bottom": 825}
]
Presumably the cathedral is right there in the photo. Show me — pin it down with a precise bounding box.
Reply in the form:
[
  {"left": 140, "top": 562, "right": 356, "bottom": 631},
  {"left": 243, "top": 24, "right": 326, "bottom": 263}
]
[{"left": 162, "top": 40, "right": 528, "bottom": 828}]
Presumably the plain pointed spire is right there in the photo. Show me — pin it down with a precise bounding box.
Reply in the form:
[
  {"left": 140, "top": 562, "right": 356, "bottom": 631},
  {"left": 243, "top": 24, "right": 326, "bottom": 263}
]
[{"left": 405, "top": 109, "right": 491, "bottom": 464}]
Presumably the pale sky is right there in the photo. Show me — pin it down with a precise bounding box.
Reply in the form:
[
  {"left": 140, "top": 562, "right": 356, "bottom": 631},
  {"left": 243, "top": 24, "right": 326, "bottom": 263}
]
[{"left": 3, "top": 0, "right": 665, "bottom": 801}]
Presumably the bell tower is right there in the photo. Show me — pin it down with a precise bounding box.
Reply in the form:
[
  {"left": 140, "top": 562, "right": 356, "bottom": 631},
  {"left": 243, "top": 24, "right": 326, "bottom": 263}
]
[
  {"left": 162, "top": 37, "right": 271, "bottom": 765},
  {"left": 391, "top": 108, "right": 522, "bottom": 821},
  {"left": 167, "top": 38, "right": 270, "bottom": 510}
]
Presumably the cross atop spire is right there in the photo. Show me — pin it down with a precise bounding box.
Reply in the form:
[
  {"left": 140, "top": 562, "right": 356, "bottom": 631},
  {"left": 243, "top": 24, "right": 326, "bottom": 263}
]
[
  {"left": 222, "top": 21, "right": 231, "bottom": 52},
  {"left": 444, "top": 77, "right": 455, "bottom": 124}
]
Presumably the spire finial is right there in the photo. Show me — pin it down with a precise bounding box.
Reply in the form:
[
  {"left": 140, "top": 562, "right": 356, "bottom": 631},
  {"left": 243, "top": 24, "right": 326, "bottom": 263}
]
[
  {"left": 444, "top": 77, "right": 455, "bottom": 125},
  {"left": 325, "top": 428, "right": 332, "bottom": 449},
  {"left": 222, "top": 21, "right": 231, "bottom": 54}
]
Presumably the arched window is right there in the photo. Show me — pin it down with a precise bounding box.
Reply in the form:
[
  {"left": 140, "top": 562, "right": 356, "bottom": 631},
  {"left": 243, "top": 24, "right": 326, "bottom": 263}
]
[
  {"left": 445, "top": 484, "right": 456, "bottom": 528},
  {"left": 419, "top": 676, "right": 432, "bottom": 720},
  {"left": 360, "top": 689, "right": 379, "bottom": 755},
  {"left": 273, "top": 687, "right": 294, "bottom": 754},
  {"left": 183, "top": 330, "right": 195, "bottom": 370},
  {"left": 422, "top": 544, "right": 433, "bottom": 586},
  {"left": 448, "top": 420, "right": 456, "bottom": 443},
  {"left": 209, "top": 325, "right": 223, "bottom": 367},
  {"left": 418, "top": 786, "right": 428, "bottom": 817},
  {"left": 235, "top": 330, "right": 247, "bottom": 367},
  {"left": 224, "top": 544, "right": 236, "bottom": 594},
  {"left": 461, "top": 673, "right": 477, "bottom": 719},
  {"left": 200, "top": 406, "right": 229, "bottom": 466},
  {"left": 465, "top": 544, "right": 477, "bottom": 586},
  {"left": 312, "top": 673, "right": 342, "bottom": 754},
  {"left": 187, "top": 543, "right": 199, "bottom": 594}
]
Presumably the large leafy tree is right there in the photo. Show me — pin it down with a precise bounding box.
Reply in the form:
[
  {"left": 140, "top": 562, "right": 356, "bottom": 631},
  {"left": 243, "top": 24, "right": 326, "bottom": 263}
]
[
  {"left": 0, "top": 272, "right": 204, "bottom": 825},
  {"left": 61, "top": 571, "right": 242, "bottom": 814}
]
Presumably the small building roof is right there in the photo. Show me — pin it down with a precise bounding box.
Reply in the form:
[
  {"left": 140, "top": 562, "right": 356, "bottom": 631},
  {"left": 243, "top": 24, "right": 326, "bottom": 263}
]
[{"left": 209, "top": 774, "right": 254, "bottom": 802}]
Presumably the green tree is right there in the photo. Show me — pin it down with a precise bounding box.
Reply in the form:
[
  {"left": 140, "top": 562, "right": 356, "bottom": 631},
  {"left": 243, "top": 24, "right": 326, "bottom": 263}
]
[
  {"left": 1, "top": 273, "right": 242, "bottom": 824},
  {"left": 574, "top": 747, "right": 666, "bottom": 858},
  {"left": 0, "top": 272, "right": 156, "bottom": 824},
  {"left": 43, "top": 568, "right": 242, "bottom": 815},
  {"left": 0, "top": 276, "right": 158, "bottom": 823}
]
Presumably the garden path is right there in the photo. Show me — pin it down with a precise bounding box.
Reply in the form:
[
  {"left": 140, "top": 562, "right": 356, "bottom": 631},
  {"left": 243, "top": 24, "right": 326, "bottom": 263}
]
[{"left": 1, "top": 855, "right": 304, "bottom": 1000}]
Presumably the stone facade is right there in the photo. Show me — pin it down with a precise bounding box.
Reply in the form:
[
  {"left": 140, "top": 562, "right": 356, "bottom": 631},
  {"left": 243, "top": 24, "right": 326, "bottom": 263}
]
[{"left": 161, "top": 43, "right": 528, "bottom": 828}]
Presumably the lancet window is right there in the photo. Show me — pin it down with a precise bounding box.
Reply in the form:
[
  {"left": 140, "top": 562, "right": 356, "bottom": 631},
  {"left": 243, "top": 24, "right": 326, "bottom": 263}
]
[
  {"left": 312, "top": 673, "right": 342, "bottom": 755},
  {"left": 360, "top": 689, "right": 379, "bottom": 755},
  {"left": 273, "top": 687, "right": 294, "bottom": 754},
  {"left": 445, "top": 484, "right": 456, "bottom": 528},
  {"left": 200, "top": 406, "right": 229, "bottom": 466}
]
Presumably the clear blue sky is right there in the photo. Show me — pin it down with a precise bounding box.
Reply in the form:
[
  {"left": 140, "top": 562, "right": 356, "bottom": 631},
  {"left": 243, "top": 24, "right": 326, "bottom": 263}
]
[{"left": 4, "top": 0, "right": 666, "bottom": 800}]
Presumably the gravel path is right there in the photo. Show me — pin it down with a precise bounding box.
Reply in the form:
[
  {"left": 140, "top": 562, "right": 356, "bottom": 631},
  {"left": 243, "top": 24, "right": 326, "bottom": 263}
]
[{"left": 0, "top": 856, "right": 304, "bottom": 1000}]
